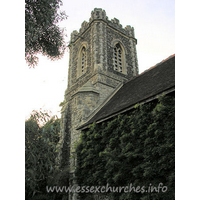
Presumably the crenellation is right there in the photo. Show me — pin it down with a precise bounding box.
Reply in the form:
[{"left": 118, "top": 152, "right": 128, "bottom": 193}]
[
  {"left": 111, "top": 18, "right": 120, "bottom": 25},
  {"left": 90, "top": 8, "right": 107, "bottom": 22},
  {"left": 79, "top": 20, "right": 89, "bottom": 34},
  {"left": 125, "top": 25, "right": 135, "bottom": 38},
  {"left": 70, "top": 8, "right": 136, "bottom": 45},
  {"left": 70, "top": 30, "right": 79, "bottom": 43},
  {"left": 110, "top": 18, "right": 123, "bottom": 30}
]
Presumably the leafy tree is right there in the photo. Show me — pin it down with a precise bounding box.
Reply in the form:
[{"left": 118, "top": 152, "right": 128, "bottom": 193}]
[
  {"left": 25, "top": 0, "right": 67, "bottom": 67},
  {"left": 25, "top": 110, "right": 61, "bottom": 199}
]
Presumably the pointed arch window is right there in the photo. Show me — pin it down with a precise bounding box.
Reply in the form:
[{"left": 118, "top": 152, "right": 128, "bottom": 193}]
[
  {"left": 77, "top": 46, "right": 87, "bottom": 78},
  {"left": 81, "top": 46, "right": 87, "bottom": 75},
  {"left": 114, "top": 43, "right": 123, "bottom": 72}
]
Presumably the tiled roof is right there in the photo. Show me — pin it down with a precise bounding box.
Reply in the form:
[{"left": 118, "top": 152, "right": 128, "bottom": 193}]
[{"left": 78, "top": 55, "right": 175, "bottom": 130}]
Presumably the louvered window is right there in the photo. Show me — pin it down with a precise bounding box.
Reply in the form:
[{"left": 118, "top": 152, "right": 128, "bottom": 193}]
[
  {"left": 81, "top": 47, "right": 86, "bottom": 74},
  {"left": 114, "top": 43, "right": 123, "bottom": 72}
]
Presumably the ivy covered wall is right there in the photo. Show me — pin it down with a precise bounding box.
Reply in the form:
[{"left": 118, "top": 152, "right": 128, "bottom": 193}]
[{"left": 75, "top": 94, "right": 175, "bottom": 200}]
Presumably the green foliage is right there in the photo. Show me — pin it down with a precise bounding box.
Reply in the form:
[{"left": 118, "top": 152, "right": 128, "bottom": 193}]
[
  {"left": 76, "top": 94, "right": 175, "bottom": 200},
  {"left": 25, "top": 0, "right": 68, "bottom": 67},
  {"left": 25, "top": 110, "right": 62, "bottom": 199}
]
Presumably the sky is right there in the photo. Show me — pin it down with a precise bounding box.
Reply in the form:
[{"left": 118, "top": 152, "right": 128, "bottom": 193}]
[{"left": 25, "top": 0, "right": 175, "bottom": 119}]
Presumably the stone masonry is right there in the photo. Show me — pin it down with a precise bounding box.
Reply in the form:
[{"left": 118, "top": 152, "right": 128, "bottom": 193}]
[{"left": 59, "top": 8, "right": 139, "bottom": 200}]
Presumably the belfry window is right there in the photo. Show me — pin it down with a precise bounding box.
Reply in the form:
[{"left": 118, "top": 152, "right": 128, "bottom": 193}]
[
  {"left": 77, "top": 45, "right": 88, "bottom": 78},
  {"left": 81, "top": 47, "right": 86, "bottom": 74},
  {"left": 114, "top": 43, "right": 123, "bottom": 72}
]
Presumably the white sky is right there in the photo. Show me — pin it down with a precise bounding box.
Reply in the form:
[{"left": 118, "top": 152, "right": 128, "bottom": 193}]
[{"left": 25, "top": 0, "right": 175, "bottom": 119}]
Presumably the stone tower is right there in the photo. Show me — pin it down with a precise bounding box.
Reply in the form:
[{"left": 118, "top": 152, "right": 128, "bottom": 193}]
[{"left": 59, "top": 8, "right": 138, "bottom": 199}]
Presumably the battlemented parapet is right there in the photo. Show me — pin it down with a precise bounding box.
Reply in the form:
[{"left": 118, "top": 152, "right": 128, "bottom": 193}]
[{"left": 70, "top": 8, "right": 136, "bottom": 44}]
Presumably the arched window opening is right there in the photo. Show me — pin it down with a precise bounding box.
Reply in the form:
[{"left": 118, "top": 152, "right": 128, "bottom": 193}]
[
  {"left": 114, "top": 43, "right": 123, "bottom": 72},
  {"left": 81, "top": 47, "right": 86, "bottom": 75}
]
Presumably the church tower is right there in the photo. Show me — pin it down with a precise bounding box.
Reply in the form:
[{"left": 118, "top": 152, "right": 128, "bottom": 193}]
[{"left": 59, "top": 8, "right": 138, "bottom": 199}]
